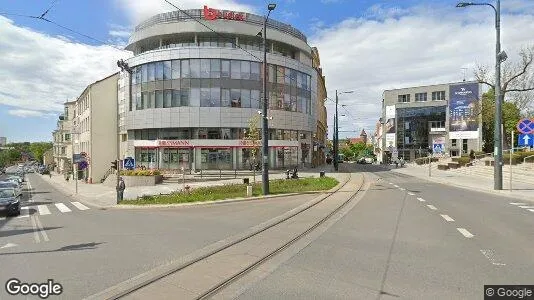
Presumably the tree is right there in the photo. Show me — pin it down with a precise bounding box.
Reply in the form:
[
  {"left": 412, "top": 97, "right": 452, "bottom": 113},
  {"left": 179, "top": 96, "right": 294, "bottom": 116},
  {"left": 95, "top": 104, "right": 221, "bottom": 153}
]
[
  {"left": 29, "top": 142, "right": 53, "bottom": 164},
  {"left": 475, "top": 46, "right": 534, "bottom": 112},
  {"left": 244, "top": 115, "right": 261, "bottom": 181},
  {"left": 0, "top": 149, "right": 22, "bottom": 168},
  {"left": 481, "top": 89, "right": 521, "bottom": 152}
]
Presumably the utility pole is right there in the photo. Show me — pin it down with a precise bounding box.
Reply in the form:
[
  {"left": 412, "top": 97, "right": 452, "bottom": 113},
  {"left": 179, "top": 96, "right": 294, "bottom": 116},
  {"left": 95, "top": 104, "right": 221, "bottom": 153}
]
[
  {"left": 261, "top": 4, "right": 276, "bottom": 195},
  {"left": 494, "top": 0, "right": 503, "bottom": 190},
  {"left": 334, "top": 90, "right": 339, "bottom": 171},
  {"left": 117, "top": 59, "right": 132, "bottom": 203}
]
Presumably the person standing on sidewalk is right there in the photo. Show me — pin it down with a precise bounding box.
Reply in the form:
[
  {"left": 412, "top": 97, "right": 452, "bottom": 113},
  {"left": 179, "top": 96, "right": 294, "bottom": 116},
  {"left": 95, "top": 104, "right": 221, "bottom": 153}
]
[{"left": 116, "top": 177, "right": 126, "bottom": 202}]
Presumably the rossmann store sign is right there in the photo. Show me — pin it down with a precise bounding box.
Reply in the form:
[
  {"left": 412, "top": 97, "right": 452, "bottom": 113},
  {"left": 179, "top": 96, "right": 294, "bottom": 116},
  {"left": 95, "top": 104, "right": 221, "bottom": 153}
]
[{"left": 203, "top": 5, "right": 247, "bottom": 21}]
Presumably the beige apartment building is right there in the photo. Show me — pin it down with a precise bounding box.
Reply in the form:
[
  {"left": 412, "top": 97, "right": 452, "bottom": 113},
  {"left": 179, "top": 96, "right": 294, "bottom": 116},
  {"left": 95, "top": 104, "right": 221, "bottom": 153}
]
[
  {"left": 311, "top": 47, "right": 328, "bottom": 167},
  {"left": 52, "top": 101, "right": 75, "bottom": 173},
  {"left": 52, "top": 73, "right": 118, "bottom": 182}
]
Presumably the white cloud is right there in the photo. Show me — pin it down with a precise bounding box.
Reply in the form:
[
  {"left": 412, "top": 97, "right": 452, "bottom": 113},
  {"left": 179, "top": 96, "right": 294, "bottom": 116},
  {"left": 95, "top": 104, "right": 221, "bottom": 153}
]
[
  {"left": 114, "top": 0, "right": 257, "bottom": 25},
  {"left": 309, "top": 2, "right": 534, "bottom": 138},
  {"left": 8, "top": 109, "right": 56, "bottom": 118},
  {"left": 0, "top": 16, "right": 129, "bottom": 114}
]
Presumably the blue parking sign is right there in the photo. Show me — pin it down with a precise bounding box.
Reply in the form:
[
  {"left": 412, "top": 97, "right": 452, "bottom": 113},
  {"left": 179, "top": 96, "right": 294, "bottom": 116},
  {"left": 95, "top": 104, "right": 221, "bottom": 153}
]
[{"left": 123, "top": 157, "right": 135, "bottom": 170}]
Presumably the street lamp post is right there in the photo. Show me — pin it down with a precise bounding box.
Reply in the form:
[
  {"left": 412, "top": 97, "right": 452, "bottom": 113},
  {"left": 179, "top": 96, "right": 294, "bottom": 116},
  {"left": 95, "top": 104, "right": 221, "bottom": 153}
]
[
  {"left": 457, "top": 0, "right": 505, "bottom": 190},
  {"left": 259, "top": 3, "right": 276, "bottom": 195},
  {"left": 117, "top": 59, "right": 132, "bottom": 202},
  {"left": 334, "top": 91, "right": 354, "bottom": 171}
]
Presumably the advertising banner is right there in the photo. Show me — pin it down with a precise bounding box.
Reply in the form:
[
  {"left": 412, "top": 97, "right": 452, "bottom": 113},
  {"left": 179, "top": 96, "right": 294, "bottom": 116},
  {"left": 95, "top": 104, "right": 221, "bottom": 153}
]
[
  {"left": 385, "top": 105, "right": 396, "bottom": 147},
  {"left": 449, "top": 83, "right": 480, "bottom": 139},
  {"left": 432, "top": 136, "right": 445, "bottom": 154}
]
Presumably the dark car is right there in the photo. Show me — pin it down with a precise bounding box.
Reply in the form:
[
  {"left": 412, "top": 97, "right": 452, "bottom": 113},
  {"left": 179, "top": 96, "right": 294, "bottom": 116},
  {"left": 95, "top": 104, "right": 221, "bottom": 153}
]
[{"left": 0, "top": 187, "right": 21, "bottom": 216}]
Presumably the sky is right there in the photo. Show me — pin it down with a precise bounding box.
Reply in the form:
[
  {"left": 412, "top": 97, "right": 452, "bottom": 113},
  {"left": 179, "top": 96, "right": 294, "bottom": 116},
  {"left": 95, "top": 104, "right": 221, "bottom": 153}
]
[{"left": 1, "top": 0, "right": 534, "bottom": 142}]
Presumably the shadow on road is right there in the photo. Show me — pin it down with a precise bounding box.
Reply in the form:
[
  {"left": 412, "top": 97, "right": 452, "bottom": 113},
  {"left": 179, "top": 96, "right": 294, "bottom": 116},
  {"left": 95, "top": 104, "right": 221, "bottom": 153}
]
[
  {"left": 0, "top": 242, "right": 105, "bottom": 256},
  {"left": 0, "top": 226, "right": 62, "bottom": 238}
]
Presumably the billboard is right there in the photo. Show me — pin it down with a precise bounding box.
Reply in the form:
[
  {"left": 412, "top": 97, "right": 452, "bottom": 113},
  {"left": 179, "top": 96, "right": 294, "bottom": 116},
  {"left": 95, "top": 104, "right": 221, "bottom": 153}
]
[
  {"left": 385, "top": 105, "right": 396, "bottom": 147},
  {"left": 449, "top": 82, "right": 480, "bottom": 139}
]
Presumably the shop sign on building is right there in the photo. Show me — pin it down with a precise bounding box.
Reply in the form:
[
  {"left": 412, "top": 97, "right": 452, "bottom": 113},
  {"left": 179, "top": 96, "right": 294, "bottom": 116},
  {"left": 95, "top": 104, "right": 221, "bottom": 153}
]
[
  {"left": 203, "top": 5, "right": 246, "bottom": 21},
  {"left": 157, "top": 140, "right": 191, "bottom": 147}
]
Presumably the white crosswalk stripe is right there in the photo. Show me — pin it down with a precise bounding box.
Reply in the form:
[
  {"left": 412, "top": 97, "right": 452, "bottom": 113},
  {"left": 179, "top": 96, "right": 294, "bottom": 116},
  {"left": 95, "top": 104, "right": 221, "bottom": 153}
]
[
  {"left": 38, "top": 205, "right": 51, "bottom": 215},
  {"left": 54, "top": 203, "right": 71, "bottom": 213},
  {"left": 71, "top": 202, "right": 89, "bottom": 210}
]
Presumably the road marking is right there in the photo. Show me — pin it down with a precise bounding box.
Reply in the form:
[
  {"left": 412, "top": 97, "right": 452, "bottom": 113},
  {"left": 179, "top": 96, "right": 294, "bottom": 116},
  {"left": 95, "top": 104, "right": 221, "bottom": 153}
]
[
  {"left": 480, "top": 249, "right": 506, "bottom": 266},
  {"left": 55, "top": 203, "right": 71, "bottom": 213},
  {"left": 440, "top": 214, "right": 455, "bottom": 222},
  {"left": 399, "top": 188, "right": 406, "bottom": 191},
  {"left": 0, "top": 216, "right": 5, "bottom": 221},
  {"left": 38, "top": 205, "right": 51, "bottom": 215},
  {"left": 407, "top": 192, "right": 415, "bottom": 196},
  {"left": 393, "top": 185, "right": 399, "bottom": 188},
  {"left": 0, "top": 243, "right": 18, "bottom": 249},
  {"left": 34, "top": 216, "right": 49, "bottom": 242},
  {"left": 389, "top": 182, "right": 393, "bottom": 185},
  {"left": 510, "top": 202, "right": 526, "bottom": 205},
  {"left": 417, "top": 197, "right": 426, "bottom": 202},
  {"left": 71, "top": 202, "right": 89, "bottom": 210},
  {"left": 518, "top": 206, "right": 534, "bottom": 209},
  {"left": 30, "top": 216, "right": 40, "bottom": 243},
  {"left": 427, "top": 205, "right": 437, "bottom": 210},
  {"left": 16, "top": 207, "right": 29, "bottom": 218},
  {"left": 457, "top": 228, "right": 474, "bottom": 238},
  {"left": 529, "top": 209, "right": 534, "bottom": 213}
]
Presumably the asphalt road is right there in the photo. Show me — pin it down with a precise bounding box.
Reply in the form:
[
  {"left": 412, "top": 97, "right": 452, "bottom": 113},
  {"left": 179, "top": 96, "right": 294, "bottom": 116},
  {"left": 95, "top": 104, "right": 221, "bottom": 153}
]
[
  {"left": 232, "top": 164, "right": 534, "bottom": 299},
  {"left": 0, "top": 173, "right": 319, "bottom": 299}
]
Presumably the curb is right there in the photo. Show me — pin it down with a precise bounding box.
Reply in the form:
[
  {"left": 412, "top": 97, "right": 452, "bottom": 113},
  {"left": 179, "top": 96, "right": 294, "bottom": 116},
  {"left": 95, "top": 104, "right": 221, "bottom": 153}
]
[
  {"left": 84, "top": 173, "right": 355, "bottom": 300},
  {"left": 392, "top": 169, "right": 534, "bottom": 203},
  {"left": 112, "top": 175, "right": 348, "bottom": 210}
]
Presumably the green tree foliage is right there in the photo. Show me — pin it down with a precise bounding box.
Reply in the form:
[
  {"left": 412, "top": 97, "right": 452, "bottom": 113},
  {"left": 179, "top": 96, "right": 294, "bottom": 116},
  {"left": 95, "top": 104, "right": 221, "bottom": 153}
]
[
  {"left": 29, "top": 142, "right": 53, "bottom": 163},
  {"left": 340, "top": 141, "right": 374, "bottom": 160},
  {"left": 481, "top": 89, "right": 521, "bottom": 153},
  {"left": 0, "top": 142, "right": 52, "bottom": 167}
]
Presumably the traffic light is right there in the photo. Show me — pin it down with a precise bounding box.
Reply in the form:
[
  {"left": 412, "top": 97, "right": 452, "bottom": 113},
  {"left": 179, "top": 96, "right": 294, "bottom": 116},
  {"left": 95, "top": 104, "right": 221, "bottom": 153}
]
[{"left": 111, "top": 161, "right": 118, "bottom": 170}]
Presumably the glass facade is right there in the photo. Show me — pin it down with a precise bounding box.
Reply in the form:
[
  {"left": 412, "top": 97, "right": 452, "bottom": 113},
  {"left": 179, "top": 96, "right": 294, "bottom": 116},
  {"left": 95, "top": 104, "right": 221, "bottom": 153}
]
[
  {"left": 129, "top": 59, "right": 312, "bottom": 114},
  {"left": 128, "top": 128, "right": 305, "bottom": 141},
  {"left": 396, "top": 106, "right": 446, "bottom": 158}
]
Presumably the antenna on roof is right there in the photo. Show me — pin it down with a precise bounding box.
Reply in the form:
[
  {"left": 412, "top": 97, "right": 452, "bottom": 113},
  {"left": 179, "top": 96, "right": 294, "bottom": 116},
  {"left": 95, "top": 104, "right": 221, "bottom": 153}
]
[{"left": 461, "top": 67, "right": 468, "bottom": 82}]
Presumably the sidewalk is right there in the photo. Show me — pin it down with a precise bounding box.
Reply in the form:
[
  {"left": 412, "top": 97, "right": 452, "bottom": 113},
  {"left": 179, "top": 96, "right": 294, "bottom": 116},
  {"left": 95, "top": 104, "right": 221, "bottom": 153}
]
[
  {"left": 41, "top": 166, "right": 341, "bottom": 208},
  {"left": 392, "top": 163, "right": 534, "bottom": 203}
]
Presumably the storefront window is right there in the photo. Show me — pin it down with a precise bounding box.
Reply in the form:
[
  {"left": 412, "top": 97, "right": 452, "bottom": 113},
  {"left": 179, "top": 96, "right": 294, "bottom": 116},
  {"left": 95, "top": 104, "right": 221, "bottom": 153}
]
[{"left": 201, "top": 148, "right": 233, "bottom": 170}]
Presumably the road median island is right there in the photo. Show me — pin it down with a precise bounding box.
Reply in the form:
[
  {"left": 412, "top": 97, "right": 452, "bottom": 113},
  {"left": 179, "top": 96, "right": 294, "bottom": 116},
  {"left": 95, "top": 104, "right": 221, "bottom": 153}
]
[{"left": 118, "top": 176, "right": 339, "bottom": 206}]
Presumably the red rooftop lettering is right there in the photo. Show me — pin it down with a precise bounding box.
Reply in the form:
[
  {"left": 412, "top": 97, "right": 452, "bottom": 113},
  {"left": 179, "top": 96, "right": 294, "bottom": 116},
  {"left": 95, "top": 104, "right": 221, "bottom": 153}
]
[{"left": 203, "top": 5, "right": 246, "bottom": 21}]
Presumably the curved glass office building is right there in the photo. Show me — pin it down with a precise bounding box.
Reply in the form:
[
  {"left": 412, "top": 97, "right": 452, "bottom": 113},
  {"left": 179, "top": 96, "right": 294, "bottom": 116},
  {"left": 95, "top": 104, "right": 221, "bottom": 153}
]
[{"left": 119, "top": 6, "right": 317, "bottom": 171}]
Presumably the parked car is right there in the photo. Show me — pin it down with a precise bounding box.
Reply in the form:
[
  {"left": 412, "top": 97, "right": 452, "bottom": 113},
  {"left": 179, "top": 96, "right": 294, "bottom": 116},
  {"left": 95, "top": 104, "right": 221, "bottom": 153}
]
[
  {"left": 0, "top": 187, "right": 21, "bottom": 216},
  {"left": 0, "top": 181, "right": 22, "bottom": 197}
]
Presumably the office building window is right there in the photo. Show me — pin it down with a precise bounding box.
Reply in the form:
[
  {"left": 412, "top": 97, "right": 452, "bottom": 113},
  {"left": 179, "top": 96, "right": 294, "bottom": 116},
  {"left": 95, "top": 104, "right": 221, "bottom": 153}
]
[
  {"left": 415, "top": 92, "right": 427, "bottom": 102},
  {"left": 432, "top": 91, "right": 446, "bottom": 101},
  {"left": 398, "top": 94, "right": 410, "bottom": 103}
]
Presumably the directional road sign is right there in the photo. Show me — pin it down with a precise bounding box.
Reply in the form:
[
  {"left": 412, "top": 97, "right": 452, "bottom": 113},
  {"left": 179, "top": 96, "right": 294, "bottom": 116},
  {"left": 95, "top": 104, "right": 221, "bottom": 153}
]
[
  {"left": 123, "top": 157, "right": 135, "bottom": 170},
  {"left": 517, "top": 118, "right": 534, "bottom": 134},
  {"left": 518, "top": 134, "right": 534, "bottom": 147}
]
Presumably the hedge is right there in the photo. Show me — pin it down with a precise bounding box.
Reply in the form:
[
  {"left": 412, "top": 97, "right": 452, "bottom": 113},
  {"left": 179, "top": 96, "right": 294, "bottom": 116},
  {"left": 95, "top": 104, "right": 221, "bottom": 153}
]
[{"left": 120, "top": 169, "right": 161, "bottom": 176}]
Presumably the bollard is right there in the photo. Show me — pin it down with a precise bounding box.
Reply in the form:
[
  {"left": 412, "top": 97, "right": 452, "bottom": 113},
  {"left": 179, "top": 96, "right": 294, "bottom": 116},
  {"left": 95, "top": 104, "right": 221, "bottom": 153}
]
[
  {"left": 246, "top": 185, "right": 253, "bottom": 197},
  {"left": 319, "top": 171, "right": 325, "bottom": 177}
]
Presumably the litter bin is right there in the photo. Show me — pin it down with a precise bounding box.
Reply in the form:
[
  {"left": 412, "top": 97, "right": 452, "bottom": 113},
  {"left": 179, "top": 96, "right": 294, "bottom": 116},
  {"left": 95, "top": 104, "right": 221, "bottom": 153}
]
[
  {"left": 319, "top": 171, "right": 325, "bottom": 177},
  {"left": 243, "top": 178, "right": 249, "bottom": 184}
]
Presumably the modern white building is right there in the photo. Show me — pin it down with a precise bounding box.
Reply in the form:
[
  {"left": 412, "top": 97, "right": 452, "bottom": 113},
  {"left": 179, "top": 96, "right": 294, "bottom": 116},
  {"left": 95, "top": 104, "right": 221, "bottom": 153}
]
[
  {"left": 117, "top": 6, "right": 318, "bottom": 171},
  {"left": 378, "top": 81, "right": 483, "bottom": 162}
]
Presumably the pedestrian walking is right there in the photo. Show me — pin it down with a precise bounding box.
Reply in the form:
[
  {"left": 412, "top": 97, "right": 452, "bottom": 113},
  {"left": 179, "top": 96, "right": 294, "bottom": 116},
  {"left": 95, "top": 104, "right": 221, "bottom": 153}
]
[{"left": 117, "top": 177, "right": 126, "bottom": 202}]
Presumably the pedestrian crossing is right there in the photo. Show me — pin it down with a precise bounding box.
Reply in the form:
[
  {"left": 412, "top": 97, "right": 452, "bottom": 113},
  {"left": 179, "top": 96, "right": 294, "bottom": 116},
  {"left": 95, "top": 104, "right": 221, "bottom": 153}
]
[
  {"left": 509, "top": 202, "right": 534, "bottom": 214},
  {"left": 1, "top": 202, "right": 91, "bottom": 219}
]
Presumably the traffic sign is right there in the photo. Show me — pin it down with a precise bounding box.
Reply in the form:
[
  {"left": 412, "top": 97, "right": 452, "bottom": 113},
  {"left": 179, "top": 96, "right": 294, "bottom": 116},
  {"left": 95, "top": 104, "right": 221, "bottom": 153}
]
[
  {"left": 123, "top": 157, "right": 135, "bottom": 170},
  {"left": 516, "top": 118, "right": 534, "bottom": 134},
  {"left": 518, "top": 134, "right": 534, "bottom": 147},
  {"left": 433, "top": 143, "right": 444, "bottom": 154}
]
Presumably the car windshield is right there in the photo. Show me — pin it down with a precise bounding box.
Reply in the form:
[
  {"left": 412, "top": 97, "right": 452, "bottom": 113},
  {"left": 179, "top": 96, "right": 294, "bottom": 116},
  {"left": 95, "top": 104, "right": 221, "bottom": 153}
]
[{"left": 0, "top": 188, "right": 15, "bottom": 198}]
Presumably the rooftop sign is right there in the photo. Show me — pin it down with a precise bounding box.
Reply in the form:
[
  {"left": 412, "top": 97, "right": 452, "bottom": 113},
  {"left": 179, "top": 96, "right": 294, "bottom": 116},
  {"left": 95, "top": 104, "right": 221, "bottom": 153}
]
[{"left": 203, "top": 5, "right": 246, "bottom": 21}]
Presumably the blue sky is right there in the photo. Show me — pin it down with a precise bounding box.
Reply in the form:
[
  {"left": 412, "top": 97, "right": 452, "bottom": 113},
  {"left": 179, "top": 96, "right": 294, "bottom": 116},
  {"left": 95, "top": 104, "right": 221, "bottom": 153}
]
[{"left": 1, "top": 0, "right": 534, "bottom": 142}]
